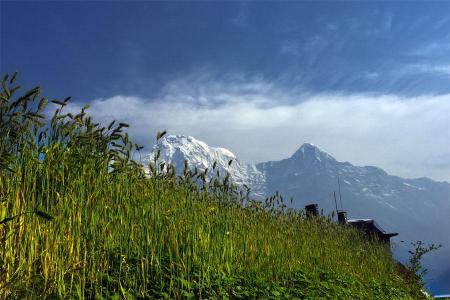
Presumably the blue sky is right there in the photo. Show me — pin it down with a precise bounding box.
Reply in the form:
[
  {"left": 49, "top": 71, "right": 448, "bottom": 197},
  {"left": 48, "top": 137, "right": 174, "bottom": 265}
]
[
  {"left": 2, "top": 1, "right": 450, "bottom": 99},
  {"left": 1, "top": 1, "right": 450, "bottom": 183}
]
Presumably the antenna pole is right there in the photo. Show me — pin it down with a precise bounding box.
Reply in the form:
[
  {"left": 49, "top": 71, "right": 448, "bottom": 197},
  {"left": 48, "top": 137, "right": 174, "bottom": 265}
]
[
  {"left": 333, "top": 191, "right": 339, "bottom": 215},
  {"left": 338, "top": 176, "right": 343, "bottom": 210}
]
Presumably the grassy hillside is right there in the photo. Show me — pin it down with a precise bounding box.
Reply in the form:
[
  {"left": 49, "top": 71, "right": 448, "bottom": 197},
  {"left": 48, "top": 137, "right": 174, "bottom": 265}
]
[{"left": 0, "top": 74, "right": 428, "bottom": 299}]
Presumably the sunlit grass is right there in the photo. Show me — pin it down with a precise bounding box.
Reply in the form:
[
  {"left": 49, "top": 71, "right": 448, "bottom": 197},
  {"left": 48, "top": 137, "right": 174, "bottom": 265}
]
[{"left": 0, "top": 74, "right": 426, "bottom": 299}]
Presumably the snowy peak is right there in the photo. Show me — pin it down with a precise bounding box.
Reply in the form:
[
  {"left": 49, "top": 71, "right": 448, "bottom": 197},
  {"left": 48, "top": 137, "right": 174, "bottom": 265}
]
[
  {"left": 148, "top": 135, "right": 266, "bottom": 196},
  {"left": 290, "top": 143, "right": 337, "bottom": 167},
  {"left": 151, "top": 135, "right": 236, "bottom": 169},
  {"left": 292, "top": 143, "right": 336, "bottom": 161}
]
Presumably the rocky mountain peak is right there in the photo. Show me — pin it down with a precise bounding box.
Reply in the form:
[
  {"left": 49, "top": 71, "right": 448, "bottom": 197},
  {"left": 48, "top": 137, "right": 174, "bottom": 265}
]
[{"left": 290, "top": 143, "right": 337, "bottom": 167}]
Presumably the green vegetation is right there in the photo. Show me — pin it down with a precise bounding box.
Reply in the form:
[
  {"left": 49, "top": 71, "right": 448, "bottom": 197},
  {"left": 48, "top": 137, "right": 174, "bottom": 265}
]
[
  {"left": 405, "top": 241, "right": 442, "bottom": 285},
  {"left": 0, "top": 74, "right": 428, "bottom": 299}
]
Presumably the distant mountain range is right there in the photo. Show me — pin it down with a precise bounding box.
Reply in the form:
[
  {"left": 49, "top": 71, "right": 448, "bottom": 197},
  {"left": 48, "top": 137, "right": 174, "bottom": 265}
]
[{"left": 149, "top": 135, "right": 450, "bottom": 294}]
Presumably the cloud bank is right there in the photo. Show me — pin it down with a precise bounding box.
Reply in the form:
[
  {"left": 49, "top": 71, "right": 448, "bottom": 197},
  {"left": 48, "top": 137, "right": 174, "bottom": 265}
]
[{"left": 65, "top": 75, "right": 450, "bottom": 182}]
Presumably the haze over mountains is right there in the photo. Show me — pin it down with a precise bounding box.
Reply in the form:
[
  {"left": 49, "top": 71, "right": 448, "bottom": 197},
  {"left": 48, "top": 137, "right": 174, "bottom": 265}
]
[{"left": 149, "top": 135, "right": 450, "bottom": 294}]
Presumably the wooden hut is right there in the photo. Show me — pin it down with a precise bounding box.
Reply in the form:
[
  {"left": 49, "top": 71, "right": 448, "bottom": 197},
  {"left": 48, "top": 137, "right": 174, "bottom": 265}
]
[{"left": 347, "top": 218, "right": 398, "bottom": 245}]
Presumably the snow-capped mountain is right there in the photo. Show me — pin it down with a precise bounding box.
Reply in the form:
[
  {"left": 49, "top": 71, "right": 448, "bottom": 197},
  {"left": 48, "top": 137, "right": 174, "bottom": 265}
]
[
  {"left": 148, "top": 135, "right": 266, "bottom": 196},
  {"left": 149, "top": 135, "right": 450, "bottom": 293}
]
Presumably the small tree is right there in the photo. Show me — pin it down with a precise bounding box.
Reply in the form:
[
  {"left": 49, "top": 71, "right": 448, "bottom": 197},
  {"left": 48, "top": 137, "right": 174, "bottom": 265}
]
[{"left": 407, "top": 240, "right": 442, "bottom": 283}]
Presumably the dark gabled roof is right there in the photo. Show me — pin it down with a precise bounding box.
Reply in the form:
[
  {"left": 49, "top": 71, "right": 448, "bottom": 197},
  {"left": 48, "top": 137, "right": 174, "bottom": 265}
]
[{"left": 347, "top": 219, "right": 398, "bottom": 239}]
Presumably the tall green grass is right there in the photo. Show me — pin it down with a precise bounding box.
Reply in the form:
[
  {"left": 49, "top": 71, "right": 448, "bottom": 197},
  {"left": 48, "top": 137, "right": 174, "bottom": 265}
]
[{"left": 0, "top": 74, "right": 426, "bottom": 299}]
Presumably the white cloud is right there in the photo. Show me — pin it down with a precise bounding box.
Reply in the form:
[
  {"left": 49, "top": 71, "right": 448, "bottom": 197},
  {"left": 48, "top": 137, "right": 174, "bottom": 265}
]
[
  {"left": 410, "top": 40, "right": 450, "bottom": 57},
  {"left": 280, "top": 40, "right": 300, "bottom": 56},
  {"left": 67, "top": 75, "right": 450, "bottom": 182},
  {"left": 362, "top": 72, "right": 380, "bottom": 80},
  {"left": 415, "top": 64, "right": 450, "bottom": 76},
  {"left": 394, "top": 63, "right": 450, "bottom": 79}
]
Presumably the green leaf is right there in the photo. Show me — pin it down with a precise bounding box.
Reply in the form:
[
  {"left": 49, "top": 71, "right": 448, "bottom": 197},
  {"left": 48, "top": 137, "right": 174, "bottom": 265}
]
[
  {"left": 28, "top": 112, "right": 45, "bottom": 119},
  {"left": 81, "top": 104, "right": 90, "bottom": 112},
  {"left": 9, "top": 72, "right": 18, "bottom": 84},
  {"left": 51, "top": 100, "right": 67, "bottom": 106},
  {"left": 107, "top": 120, "right": 116, "bottom": 130},
  {"left": 10, "top": 86, "right": 20, "bottom": 95},
  {"left": 23, "top": 87, "right": 40, "bottom": 99},
  {"left": 0, "top": 216, "right": 15, "bottom": 225},
  {"left": 37, "top": 98, "right": 48, "bottom": 112},
  {"left": 156, "top": 130, "right": 167, "bottom": 140},
  {"left": 2, "top": 80, "right": 10, "bottom": 98},
  {"left": 272, "top": 290, "right": 281, "bottom": 297}
]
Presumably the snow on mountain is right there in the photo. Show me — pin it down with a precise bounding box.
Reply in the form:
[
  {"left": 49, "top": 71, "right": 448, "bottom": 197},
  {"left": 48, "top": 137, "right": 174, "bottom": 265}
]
[
  {"left": 291, "top": 143, "right": 337, "bottom": 164},
  {"left": 148, "top": 135, "right": 266, "bottom": 196}
]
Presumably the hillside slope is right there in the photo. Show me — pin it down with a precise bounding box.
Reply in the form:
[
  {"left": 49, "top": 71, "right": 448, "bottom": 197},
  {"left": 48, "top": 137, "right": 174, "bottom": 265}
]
[
  {"left": 0, "top": 77, "right": 430, "bottom": 298},
  {"left": 151, "top": 135, "right": 450, "bottom": 294}
]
